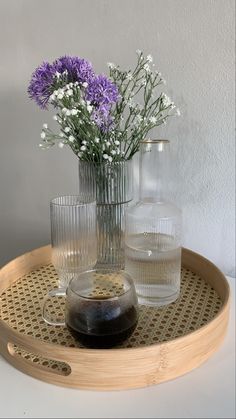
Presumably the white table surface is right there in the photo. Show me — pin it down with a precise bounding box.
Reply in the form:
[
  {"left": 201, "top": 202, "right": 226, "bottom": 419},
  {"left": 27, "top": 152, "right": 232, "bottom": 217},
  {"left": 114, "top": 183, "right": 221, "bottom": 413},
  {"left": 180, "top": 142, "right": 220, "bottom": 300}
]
[{"left": 0, "top": 277, "right": 235, "bottom": 419}]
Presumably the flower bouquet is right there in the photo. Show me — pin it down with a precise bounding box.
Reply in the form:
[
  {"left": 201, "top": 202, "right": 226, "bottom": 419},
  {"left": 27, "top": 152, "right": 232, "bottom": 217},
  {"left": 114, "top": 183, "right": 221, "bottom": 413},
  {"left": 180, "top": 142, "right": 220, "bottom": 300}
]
[{"left": 28, "top": 51, "right": 179, "bottom": 267}]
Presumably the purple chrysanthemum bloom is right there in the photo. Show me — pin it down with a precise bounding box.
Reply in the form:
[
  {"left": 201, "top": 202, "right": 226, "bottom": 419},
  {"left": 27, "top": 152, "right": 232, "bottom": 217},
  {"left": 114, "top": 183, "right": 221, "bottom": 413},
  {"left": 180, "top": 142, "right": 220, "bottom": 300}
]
[
  {"left": 28, "top": 56, "right": 95, "bottom": 109},
  {"left": 53, "top": 55, "right": 94, "bottom": 84},
  {"left": 86, "top": 75, "right": 119, "bottom": 131},
  {"left": 86, "top": 74, "right": 119, "bottom": 109},
  {"left": 92, "top": 106, "right": 114, "bottom": 132},
  {"left": 28, "top": 61, "right": 56, "bottom": 109}
]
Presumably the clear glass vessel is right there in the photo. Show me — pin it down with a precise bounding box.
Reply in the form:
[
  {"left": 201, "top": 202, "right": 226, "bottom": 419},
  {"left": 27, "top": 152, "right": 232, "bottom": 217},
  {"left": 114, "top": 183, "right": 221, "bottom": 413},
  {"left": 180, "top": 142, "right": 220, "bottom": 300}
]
[
  {"left": 50, "top": 196, "right": 97, "bottom": 288},
  {"left": 125, "top": 140, "right": 182, "bottom": 306},
  {"left": 42, "top": 269, "right": 138, "bottom": 348},
  {"left": 78, "top": 160, "right": 133, "bottom": 269}
]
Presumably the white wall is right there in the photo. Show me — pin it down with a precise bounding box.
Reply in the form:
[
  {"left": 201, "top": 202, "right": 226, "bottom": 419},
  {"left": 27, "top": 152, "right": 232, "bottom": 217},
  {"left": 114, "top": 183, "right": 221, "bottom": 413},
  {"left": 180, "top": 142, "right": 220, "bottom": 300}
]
[{"left": 0, "top": 0, "right": 235, "bottom": 276}]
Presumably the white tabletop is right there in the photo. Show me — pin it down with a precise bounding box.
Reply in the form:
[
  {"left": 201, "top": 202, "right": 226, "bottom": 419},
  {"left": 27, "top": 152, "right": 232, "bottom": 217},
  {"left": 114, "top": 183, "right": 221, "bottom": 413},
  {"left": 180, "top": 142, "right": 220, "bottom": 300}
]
[{"left": 0, "top": 277, "right": 235, "bottom": 419}]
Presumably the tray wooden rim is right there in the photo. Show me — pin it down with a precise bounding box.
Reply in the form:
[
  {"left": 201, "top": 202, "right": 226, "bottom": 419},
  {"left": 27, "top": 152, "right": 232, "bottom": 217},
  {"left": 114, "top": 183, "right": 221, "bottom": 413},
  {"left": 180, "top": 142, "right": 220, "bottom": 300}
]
[{"left": 0, "top": 245, "right": 230, "bottom": 390}]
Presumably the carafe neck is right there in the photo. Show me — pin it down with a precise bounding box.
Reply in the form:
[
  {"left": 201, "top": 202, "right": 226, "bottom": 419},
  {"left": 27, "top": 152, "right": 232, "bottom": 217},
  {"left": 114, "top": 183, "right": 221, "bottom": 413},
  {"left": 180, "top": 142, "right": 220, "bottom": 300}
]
[{"left": 139, "top": 139, "right": 170, "bottom": 202}]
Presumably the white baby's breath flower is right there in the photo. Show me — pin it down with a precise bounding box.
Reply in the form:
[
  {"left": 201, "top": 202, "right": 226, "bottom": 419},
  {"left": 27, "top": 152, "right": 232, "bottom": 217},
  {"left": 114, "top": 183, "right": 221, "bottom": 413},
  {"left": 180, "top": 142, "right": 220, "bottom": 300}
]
[
  {"left": 53, "top": 115, "right": 58, "bottom": 121},
  {"left": 116, "top": 148, "right": 120, "bottom": 155},
  {"left": 53, "top": 90, "right": 58, "bottom": 96},
  {"left": 114, "top": 140, "right": 120, "bottom": 146},
  {"left": 134, "top": 115, "right": 143, "bottom": 125},
  {"left": 66, "top": 110, "right": 71, "bottom": 117},
  {"left": 71, "top": 109, "right": 78, "bottom": 116},
  {"left": 87, "top": 105, "right": 93, "bottom": 113},
  {"left": 67, "top": 89, "right": 73, "bottom": 96},
  {"left": 146, "top": 54, "right": 153, "bottom": 63},
  {"left": 40, "top": 131, "right": 46, "bottom": 139},
  {"left": 58, "top": 142, "right": 64, "bottom": 148},
  {"left": 43, "top": 123, "right": 48, "bottom": 129},
  {"left": 106, "top": 141, "right": 111, "bottom": 147},
  {"left": 103, "top": 154, "right": 109, "bottom": 160},
  {"left": 82, "top": 140, "right": 87, "bottom": 145},
  {"left": 57, "top": 92, "right": 64, "bottom": 100},
  {"left": 81, "top": 145, "right": 86, "bottom": 151},
  {"left": 126, "top": 72, "right": 133, "bottom": 81},
  {"left": 59, "top": 132, "right": 64, "bottom": 137},
  {"left": 127, "top": 97, "right": 136, "bottom": 109},
  {"left": 82, "top": 82, "right": 88, "bottom": 88},
  {"left": 107, "top": 62, "right": 116, "bottom": 69},
  {"left": 39, "top": 143, "right": 43, "bottom": 147},
  {"left": 149, "top": 116, "right": 157, "bottom": 124},
  {"left": 128, "top": 99, "right": 135, "bottom": 109},
  {"left": 55, "top": 71, "right": 61, "bottom": 79},
  {"left": 111, "top": 149, "right": 117, "bottom": 155},
  {"left": 144, "top": 63, "right": 151, "bottom": 73},
  {"left": 160, "top": 78, "right": 166, "bottom": 85},
  {"left": 64, "top": 127, "right": 70, "bottom": 133},
  {"left": 108, "top": 156, "right": 113, "bottom": 162},
  {"left": 69, "top": 135, "right": 75, "bottom": 143},
  {"left": 49, "top": 94, "right": 55, "bottom": 102},
  {"left": 161, "top": 93, "right": 172, "bottom": 108},
  {"left": 95, "top": 137, "right": 100, "bottom": 143},
  {"left": 78, "top": 152, "right": 82, "bottom": 158}
]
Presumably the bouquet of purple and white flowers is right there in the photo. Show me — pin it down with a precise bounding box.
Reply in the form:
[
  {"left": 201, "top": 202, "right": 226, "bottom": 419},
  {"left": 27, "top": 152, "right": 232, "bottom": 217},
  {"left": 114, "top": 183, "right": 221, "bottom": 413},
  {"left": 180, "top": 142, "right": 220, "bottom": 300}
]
[{"left": 28, "top": 51, "right": 180, "bottom": 162}]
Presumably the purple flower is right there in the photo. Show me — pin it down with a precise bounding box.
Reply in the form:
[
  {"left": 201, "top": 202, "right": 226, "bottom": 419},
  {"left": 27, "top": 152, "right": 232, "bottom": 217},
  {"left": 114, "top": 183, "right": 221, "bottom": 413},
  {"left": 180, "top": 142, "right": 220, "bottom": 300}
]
[
  {"left": 86, "top": 74, "right": 119, "bottom": 109},
  {"left": 28, "top": 56, "right": 95, "bottom": 109},
  {"left": 28, "top": 56, "right": 118, "bottom": 133},
  {"left": 53, "top": 55, "right": 94, "bottom": 84},
  {"left": 91, "top": 106, "right": 114, "bottom": 132},
  {"left": 86, "top": 75, "right": 119, "bottom": 131},
  {"left": 28, "top": 61, "right": 56, "bottom": 109}
]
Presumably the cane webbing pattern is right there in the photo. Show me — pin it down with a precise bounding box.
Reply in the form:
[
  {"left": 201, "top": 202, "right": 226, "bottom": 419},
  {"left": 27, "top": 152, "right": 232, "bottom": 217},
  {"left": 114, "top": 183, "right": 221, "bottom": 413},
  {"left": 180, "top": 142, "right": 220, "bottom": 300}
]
[{"left": 0, "top": 264, "right": 222, "bottom": 375}]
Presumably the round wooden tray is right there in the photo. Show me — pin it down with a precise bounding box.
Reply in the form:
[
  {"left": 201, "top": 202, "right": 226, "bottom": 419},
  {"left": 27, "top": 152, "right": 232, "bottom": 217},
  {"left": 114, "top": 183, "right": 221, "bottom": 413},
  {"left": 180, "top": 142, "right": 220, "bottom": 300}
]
[{"left": 0, "top": 245, "right": 230, "bottom": 390}]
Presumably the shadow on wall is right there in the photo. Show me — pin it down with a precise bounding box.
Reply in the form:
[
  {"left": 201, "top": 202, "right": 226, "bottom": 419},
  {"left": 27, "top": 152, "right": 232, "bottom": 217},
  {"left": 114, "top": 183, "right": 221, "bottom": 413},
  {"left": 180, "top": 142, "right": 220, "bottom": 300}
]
[
  {"left": 0, "top": 88, "right": 78, "bottom": 266},
  {"left": 154, "top": 96, "right": 235, "bottom": 277},
  {"left": 163, "top": 97, "right": 222, "bottom": 207}
]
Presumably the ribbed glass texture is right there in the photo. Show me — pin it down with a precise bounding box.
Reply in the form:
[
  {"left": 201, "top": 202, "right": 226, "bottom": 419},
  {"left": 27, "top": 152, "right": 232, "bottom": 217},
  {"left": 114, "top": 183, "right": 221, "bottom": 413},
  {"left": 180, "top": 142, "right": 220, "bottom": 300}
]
[
  {"left": 78, "top": 161, "right": 133, "bottom": 268},
  {"left": 125, "top": 140, "right": 182, "bottom": 306},
  {"left": 50, "top": 196, "right": 97, "bottom": 288}
]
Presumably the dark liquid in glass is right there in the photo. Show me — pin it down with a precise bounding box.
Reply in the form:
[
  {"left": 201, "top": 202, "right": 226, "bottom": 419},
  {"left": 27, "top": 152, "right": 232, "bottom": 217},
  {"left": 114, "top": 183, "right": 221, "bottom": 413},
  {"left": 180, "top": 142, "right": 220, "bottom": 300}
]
[{"left": 66, "top": 300, "right": 138, "bottom": 349}]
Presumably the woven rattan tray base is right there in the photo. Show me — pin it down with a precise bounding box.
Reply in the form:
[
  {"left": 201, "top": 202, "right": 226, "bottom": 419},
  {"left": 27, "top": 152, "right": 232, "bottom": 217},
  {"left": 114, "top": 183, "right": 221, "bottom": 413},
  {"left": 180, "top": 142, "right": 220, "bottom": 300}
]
[{"left": 0, "top": 246, "right": 230, "bottom": 390}]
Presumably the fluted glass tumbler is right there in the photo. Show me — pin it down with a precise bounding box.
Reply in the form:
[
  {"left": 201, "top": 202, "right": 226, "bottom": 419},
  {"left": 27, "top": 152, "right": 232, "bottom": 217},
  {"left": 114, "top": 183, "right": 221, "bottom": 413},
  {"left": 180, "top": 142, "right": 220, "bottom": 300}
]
[{"left": 50, "top": 196, "right": 97, "bottom": 288}]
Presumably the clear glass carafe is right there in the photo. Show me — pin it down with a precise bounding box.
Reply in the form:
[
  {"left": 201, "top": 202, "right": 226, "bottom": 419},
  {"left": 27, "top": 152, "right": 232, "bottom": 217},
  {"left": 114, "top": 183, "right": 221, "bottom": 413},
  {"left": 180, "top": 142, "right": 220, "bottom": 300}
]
[{"left": 125, "top": 140, "right": 182, "bottom": 306}]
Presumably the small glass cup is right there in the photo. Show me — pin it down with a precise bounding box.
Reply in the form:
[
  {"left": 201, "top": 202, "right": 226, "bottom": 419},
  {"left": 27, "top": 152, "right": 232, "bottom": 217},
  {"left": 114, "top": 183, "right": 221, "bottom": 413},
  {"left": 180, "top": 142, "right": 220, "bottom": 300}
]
[
  {"left": 50, "top": 196, "right": 97, "bottom": 288},
  {"left": 42, "top": 269, "right": 139, "bottom": 348}
]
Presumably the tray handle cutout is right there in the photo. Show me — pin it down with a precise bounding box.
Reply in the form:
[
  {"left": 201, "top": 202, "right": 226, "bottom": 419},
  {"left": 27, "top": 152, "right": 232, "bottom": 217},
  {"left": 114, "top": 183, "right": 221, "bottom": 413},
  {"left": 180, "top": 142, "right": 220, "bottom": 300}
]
[{"left": 7, "top": 343, "right": 71, "bottom": 376}]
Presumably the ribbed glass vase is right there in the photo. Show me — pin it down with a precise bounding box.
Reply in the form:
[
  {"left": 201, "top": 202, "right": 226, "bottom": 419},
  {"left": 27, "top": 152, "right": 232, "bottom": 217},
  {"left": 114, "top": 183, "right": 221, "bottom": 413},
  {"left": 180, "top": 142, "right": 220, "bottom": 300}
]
[{"left": 78, "top": 160, "right": 133, "bottom": 268}]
